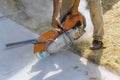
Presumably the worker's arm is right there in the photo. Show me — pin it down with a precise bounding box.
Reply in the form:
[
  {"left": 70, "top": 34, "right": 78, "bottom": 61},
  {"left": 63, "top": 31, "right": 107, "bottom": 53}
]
[
  {"left": 52, "top": 0, "right": 62, "bottom": 28},
  {"left": 71, "top": 0, "right": 80, "bottom": 15}
]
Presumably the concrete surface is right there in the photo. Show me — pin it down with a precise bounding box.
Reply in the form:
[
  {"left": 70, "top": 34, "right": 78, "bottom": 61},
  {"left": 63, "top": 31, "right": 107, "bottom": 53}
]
[
  {"left": 0, "top": 0, "right": 54, "bottom": 33},
  {"left": 0, "top": 13, "right": 120, "bottom": 80}
]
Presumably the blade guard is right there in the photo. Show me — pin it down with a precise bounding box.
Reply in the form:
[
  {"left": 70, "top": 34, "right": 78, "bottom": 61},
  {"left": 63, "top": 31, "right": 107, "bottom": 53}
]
[
  {"left": 34, "top": 12, "right": 84, "bottom": 54},
  {"left": 34, "top": 30, "right": 59, "bottom": 53}
]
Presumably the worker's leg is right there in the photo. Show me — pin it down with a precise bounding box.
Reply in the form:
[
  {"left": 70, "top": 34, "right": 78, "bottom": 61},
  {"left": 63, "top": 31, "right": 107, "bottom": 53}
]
[
  {"left": 88, "top": 0, "right": 104, "bottom": 50},
  {"left": 88, "top": 0, "right": 104, "bottom": 41}
]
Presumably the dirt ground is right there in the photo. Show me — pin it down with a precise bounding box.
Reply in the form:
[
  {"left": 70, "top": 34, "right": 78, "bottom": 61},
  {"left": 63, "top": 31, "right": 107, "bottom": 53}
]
[{"left": 75, "top": 0, "right": 120, "bottom": 74}]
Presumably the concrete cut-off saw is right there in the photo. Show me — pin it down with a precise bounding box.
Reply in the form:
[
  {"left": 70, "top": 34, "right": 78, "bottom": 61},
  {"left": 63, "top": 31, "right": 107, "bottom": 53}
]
[{"left": 6, "top": 12, "right": 86, "bottom": 60}]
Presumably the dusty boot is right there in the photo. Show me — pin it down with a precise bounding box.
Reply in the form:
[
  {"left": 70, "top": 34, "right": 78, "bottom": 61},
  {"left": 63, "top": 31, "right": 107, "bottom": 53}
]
[{"left": 90, "top": 40, "right": 103, "bottom": 50}]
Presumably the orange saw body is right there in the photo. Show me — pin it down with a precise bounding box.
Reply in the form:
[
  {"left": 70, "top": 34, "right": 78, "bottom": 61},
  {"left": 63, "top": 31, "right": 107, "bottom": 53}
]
[
  {"left": 34, "top": 12, "right": 86, "bottom": 54},
  {"left": 5, "top": 12, "right": 86, "bottom": 60}
]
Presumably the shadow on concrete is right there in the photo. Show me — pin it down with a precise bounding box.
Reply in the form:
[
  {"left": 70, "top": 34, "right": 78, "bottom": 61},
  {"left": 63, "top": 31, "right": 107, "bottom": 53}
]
[
  {"left": 30, "top": 51, "right": 102, "bottom": 80},
  {"left": 87, "top": 49, "right": 103, "bottom": 65}
]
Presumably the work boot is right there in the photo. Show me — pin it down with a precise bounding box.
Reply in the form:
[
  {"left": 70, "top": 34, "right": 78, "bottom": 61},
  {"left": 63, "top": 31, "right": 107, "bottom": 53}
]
[{"left": 90, "top": 40, "right": 103, "bottom": 50}]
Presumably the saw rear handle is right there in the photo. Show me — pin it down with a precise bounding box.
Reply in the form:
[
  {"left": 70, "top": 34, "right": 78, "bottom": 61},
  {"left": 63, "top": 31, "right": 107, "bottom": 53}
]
[{"left": 6, "top": 39, "right": 45, "bottom": 48}]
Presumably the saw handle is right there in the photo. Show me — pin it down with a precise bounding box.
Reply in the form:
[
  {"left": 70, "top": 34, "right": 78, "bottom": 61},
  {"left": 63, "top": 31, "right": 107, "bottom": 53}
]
[{"left": 6, "top": 39, "right": 45, "bottom": 48}]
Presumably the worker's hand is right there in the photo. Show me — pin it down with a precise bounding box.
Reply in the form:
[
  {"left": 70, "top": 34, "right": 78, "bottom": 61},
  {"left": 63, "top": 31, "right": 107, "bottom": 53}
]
[
  {"left": 70, "top": 0, "right": 80, "bottom": 16},
  {"left": 52, "top": 17, "right": 61, "bottom": 28},
  {"left": 70, "top": 9, "right": 79, "bottom": 16},
  {"left": 52, "top": 17, "right": 62, "bottom": 32}
]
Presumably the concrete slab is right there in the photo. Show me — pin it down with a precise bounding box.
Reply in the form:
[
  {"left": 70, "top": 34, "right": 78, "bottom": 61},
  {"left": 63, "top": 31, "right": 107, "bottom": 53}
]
[{"left": 0, "top": 13, "right": 120, "bottom": 80}]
